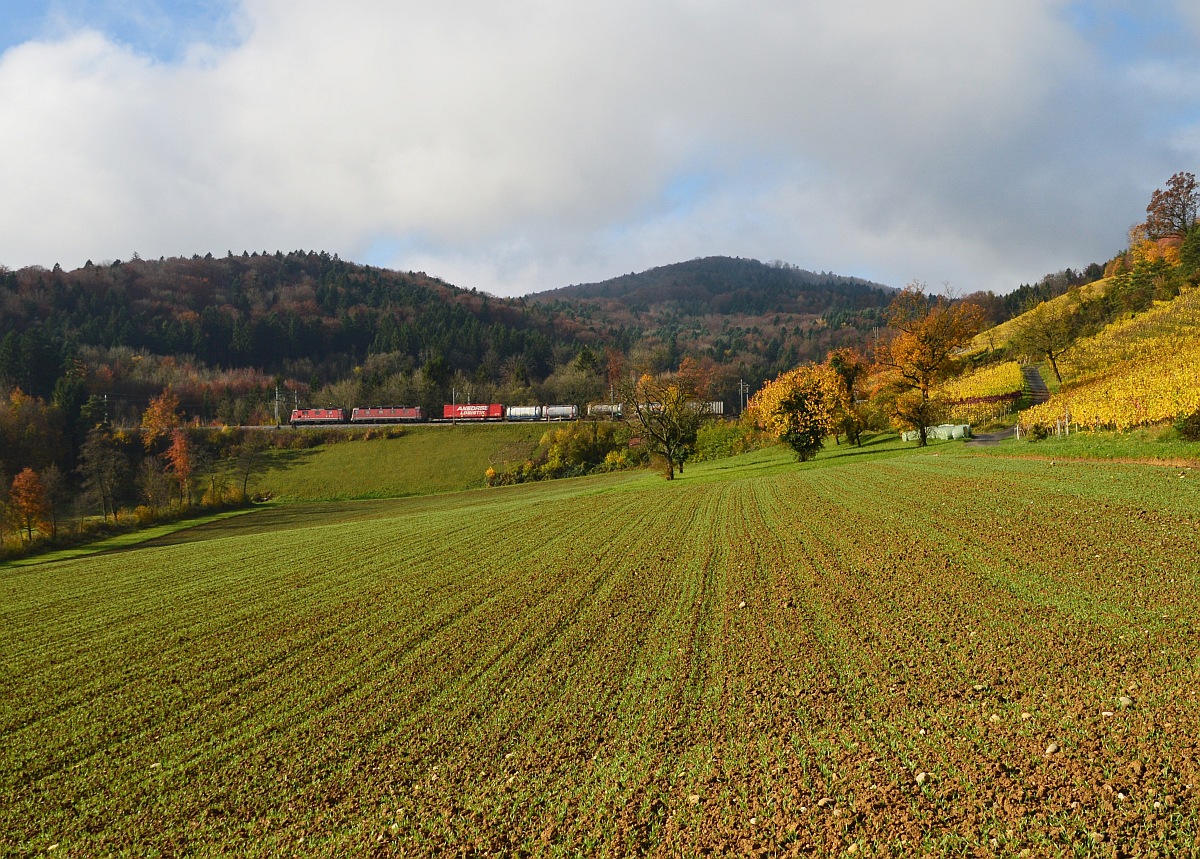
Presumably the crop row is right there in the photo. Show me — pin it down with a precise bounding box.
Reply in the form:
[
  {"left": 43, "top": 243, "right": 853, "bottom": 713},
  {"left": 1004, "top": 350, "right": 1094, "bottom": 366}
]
[
  {"left": 3, "top": 452, "right": 1199, "bottom": 854},
  {"left": 939, "top": 361, "right": 1025, "bottom": 402}
]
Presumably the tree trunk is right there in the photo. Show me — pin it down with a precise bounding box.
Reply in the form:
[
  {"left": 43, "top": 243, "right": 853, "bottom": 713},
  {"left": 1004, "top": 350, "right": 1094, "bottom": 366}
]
[
  {"left": 1046, "top": 352, "right": 1063, "bottom": 384},
  {"left": 917, "top": 387, "right": 930, "bottom": 446}
]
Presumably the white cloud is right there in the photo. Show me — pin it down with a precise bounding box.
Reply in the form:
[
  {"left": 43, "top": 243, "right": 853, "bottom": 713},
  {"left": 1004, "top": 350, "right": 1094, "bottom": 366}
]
[{"left": 0, "top": 1, "right": 1194, "bottom": 294}]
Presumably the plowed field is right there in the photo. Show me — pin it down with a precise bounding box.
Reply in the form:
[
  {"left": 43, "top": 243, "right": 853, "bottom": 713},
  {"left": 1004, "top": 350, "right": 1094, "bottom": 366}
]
[{"left": 3, "top": 448, "right": 1199, "bottom": 856}]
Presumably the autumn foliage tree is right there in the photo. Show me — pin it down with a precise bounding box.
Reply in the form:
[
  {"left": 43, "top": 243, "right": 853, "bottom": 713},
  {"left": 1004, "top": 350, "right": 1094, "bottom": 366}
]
[
  {"left": 164, "top": 429, "right": 194, "bottom": 506},
  {"left": 875, "top": 284, "right": 984, "bottom": 446},
  {"left": 0, "top": 387, "right": 68, "bottom": 475},
  {"left": 142, "top": 387, "right": 183, "bottom": 450},
  {"left": 1145, "top": 171, "right": 1200, "bottom": 240},
  {"left": 825, "top": 348, "right": 869, "bottom": 446},
  {"left": 620, "top": 374, "right": 706, "bottom": 480},
  {"left": 9, "top": 467, "right": 50, "bottom": 543},
  {"left": 746, "top": 363, "right": 843, "bottom": 461}
]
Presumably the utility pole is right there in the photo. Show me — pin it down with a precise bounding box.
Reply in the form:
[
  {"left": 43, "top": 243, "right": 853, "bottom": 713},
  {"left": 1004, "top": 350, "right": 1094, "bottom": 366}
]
[
  {"left": 274, "top": 385, "right": 280, "bottom": 425},
  {"left": 738, "top": 379, "right": 750, "bottom": 414}
]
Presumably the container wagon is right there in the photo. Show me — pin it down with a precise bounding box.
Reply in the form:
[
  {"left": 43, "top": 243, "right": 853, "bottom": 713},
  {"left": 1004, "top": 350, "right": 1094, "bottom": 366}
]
[
  {"left": 350, "top": 406, "right": 423, "bottom": 423},
  {"left": 443, "top": 403, "right": 505, "bottom": 421}
]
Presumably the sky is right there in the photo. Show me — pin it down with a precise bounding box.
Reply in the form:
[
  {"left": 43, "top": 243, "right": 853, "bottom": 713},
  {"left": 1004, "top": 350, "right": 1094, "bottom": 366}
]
[{"left": 1, "top": 1, "right": 1198, "bottom": 297}]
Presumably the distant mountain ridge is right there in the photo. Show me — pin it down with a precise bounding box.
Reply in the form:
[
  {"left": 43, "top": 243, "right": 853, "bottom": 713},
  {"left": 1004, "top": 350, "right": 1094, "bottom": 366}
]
[{"left": 530, "top": 256, "right": 895, "bottom": 316}]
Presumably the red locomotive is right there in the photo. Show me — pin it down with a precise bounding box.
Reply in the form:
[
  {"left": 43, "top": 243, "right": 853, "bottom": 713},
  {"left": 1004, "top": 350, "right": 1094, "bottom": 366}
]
[{"left": 288, "top": 407, "right": 346, "bottom": 425}]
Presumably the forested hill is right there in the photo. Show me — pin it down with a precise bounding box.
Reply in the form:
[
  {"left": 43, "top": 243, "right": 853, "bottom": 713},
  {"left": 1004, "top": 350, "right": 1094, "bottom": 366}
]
[
  {"left": 525, "top": 255, "right": 896, "bottom": 372},
  {"left": 0, "top": 251, "right": 575, "bottom": 399},
  {"left": 529, "top": 256, "right": 895, "bottom": 316},
  {"left": 1, "top": 251, "right": 897, "bottom": 428}
]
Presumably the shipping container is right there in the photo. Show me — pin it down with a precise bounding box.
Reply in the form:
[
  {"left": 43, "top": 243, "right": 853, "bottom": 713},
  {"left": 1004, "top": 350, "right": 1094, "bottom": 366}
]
[
  {"left": 443, "top": 403, "right": 505, "bottom": 420},
  {"left": 350, "top": 406, "right": 423, "bottom": 423},
  {"left": 506, "top": 405, "right": 543, "bottom": 421}
]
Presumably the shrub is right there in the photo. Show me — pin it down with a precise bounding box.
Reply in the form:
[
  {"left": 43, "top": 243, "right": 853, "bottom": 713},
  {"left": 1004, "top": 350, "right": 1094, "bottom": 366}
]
[
  {"left": 691, "top": 420, "right": 764, "bottom": 462},
  {"left": 1176, "top": 409, "right": 1200, "bottom": 441},
  {"left": 133, "top": 505, "right": 159, "bottom": 526}
]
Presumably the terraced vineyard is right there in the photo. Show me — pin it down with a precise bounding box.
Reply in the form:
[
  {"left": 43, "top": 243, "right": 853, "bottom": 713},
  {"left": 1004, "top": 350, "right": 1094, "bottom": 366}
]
[
  {"left": 1021, "top": 287, "right": 1200, "bottom": 431},
  {"left": 939, "top": 361, "right": 1026, "bottom": 425},
  {"left": 3, "top": 446, "right": 1199, "bottom": 855}
]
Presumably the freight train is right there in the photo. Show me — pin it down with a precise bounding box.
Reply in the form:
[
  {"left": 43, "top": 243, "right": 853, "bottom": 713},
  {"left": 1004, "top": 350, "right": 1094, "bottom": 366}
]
[
  {"left": 289, "top": 400, "right": 723, "bottom": 426},
  {"left": 289, "top": 403, "right": 581, "bottom": 426}
]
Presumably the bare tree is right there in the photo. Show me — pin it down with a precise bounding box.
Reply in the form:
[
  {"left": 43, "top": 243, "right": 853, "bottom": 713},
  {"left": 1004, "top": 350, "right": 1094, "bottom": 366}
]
[
  {"left": 78, "top": 426, "right": 128, "bottom": 521},
  {"left": 234, "top": 431, "right": 271, "bottom": 502},
  {"left": 40, "top": 463, "right": 70, "bottom": 539}
]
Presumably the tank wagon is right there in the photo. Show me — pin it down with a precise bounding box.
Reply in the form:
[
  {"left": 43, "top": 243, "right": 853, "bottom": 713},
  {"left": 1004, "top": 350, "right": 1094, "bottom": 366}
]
[
  {"left": 587, "top": 403, "right": 624, "bottom": 420},
  {"left": 506, "top": 405, "right": 580, "bottom": 421}
]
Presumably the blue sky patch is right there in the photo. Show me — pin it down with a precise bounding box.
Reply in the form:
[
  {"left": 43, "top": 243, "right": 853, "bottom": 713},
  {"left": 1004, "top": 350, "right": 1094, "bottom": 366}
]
[{"left": 0, "top": 0, "right": 239, "bottom": 61}]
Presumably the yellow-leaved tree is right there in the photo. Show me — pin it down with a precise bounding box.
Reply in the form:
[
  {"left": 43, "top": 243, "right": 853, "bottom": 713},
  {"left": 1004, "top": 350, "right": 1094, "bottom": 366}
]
[
  {"left": 746, "top": 363, "right": 844, "bottom": 461},
  {"left": 619, "top": 373, "right": 707, "bottom": 480}
]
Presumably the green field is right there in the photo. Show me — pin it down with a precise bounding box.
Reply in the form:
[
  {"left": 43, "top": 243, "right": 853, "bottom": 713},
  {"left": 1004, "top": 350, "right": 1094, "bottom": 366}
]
[
  {"left": 258, "top": 423, "right": 548, "bottom": 501},
  {"left": 977, "top": 426, "right": 1200, "bottom": 468},
  {"left": 3, "top": 442, "right": 1200, "bottom": 855}
]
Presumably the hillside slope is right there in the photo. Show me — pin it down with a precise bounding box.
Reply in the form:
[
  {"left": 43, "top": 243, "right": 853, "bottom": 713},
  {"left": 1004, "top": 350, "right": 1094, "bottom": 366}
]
[
  {"left": 0, "top": 252, "right": 572, "bottom": 391},
  {"left": 1, "top": 253, "right": 893, "bottom": 422},
  {"left": 257, "top": 424, "right": 548, "bottom": 501},
  {"left": 1021, "top": 286, "right": 1200, "bottom": 429},
  {"left": 968, "top": 276, "right": 1115, "bottom": 355}
]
